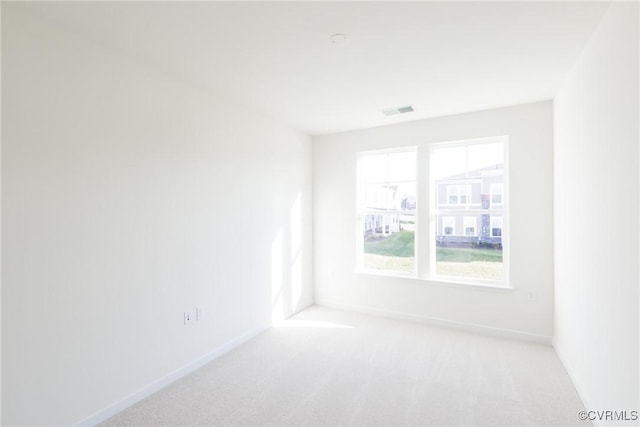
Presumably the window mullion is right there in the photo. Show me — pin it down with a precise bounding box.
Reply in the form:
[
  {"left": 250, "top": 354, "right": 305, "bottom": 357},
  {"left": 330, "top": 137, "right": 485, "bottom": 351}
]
[{"left": 417, "top": 145, "right": 430, "bottom": 279}]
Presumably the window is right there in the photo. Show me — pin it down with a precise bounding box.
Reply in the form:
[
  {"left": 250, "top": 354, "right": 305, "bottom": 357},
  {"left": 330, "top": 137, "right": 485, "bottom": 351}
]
[
  {"left": 357, "top": 148, "right": 416, "bottom": 274},
  {"left": 447, "top": 185, "right": 470, "bottom": 205},
  {"left": 490, "top": 183, "right": 503, "bottom": 206},
  {"left": 357, "top": 136, "right": 508, "bottom": 286},
  {"left": 464, "top": 216, "right": 476, "bottom": 236},
  {"left": 442, "top": 216, "right": 455, "bottom": 235},
  {"left": 491, "top": 216, "right": 503, "bottom": 237}
]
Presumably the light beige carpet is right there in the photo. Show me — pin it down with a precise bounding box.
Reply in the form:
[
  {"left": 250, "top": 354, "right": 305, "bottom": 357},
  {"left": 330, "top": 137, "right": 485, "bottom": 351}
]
[{"left": 100, "top": 306, "right": 588, "bottom": 426}]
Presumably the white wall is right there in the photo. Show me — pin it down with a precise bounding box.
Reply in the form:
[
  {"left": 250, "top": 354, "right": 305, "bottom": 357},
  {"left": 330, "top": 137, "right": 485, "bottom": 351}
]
[
  {"left": 313, "top": 101, "right": 554, "bottom": 340},
  {"left": 553, "top": 3, "right": 639, "bottom": 425},
  {"left": 2, "top": 7, "right": 312, "bottom": 426}
]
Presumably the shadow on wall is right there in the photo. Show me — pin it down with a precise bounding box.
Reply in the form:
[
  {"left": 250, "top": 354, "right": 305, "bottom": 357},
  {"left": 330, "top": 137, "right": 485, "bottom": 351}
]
[{"left": 271, "top": 192, "right": 305, "bottom": 322}]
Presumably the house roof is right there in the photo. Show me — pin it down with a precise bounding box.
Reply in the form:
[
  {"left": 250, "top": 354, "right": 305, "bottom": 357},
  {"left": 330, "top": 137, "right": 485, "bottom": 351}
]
[{"left": 438, "top": 163, "right": 504, "bottom": 181}]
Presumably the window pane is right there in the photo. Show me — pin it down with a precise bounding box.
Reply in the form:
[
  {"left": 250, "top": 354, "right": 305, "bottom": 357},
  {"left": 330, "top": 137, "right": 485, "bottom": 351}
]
[
  {"left": 359, "top": 148, "right": 416, "bottom": 275},
  {"left": 432, "top": 140, "right": 505, "bottom": 282}
]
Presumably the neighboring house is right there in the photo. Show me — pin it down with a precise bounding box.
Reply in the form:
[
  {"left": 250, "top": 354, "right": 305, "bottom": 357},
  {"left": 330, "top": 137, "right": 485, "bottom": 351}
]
[
  {"left": 364, "top": 212, "right": 400, "bottom": 236},
  {"left": 361, "top": 163, "right": 503, "bottom": 246},
  {"left": 436, "top": 163, "right": 504, "bottom": 247},
  {"left": 363, "top": 185, "right": 415, "bottom": 236}
]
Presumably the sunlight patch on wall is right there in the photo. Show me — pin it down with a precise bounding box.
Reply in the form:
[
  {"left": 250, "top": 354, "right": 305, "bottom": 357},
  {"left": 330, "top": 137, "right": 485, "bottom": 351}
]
[
  {"left": 271, "top": 227, "right": 284, "bottom": 322},
  {"left": 290, "top": 193, "right": 303, "bottom": 312}
]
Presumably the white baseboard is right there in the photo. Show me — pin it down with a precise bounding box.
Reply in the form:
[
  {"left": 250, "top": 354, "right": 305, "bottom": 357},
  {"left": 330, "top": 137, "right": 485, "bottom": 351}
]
[
  {"left": 75, "top": 325, "right": 268, "bottom": 427},
  {"left": 316, "top": 299, "right": 552, "bottom": 344},
  {"left": 553, "top": 341, "right": 594, "bottom": 426}
]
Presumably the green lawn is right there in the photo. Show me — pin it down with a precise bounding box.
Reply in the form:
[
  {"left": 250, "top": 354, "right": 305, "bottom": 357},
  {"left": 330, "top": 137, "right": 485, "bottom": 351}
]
[
  {"left": 364, "top": 231, "right": 501, "bottom": 262},
  {"left": 363, "top": 231, "right": 503, "bottom": 279},
  {"left": 436, "top": 247, "right": 503, "bottom": 280},
  {"left": 436, "top": 246, "right": 502, "bottom": 263},
  {"left": 364, "top": 230, "right": 414, "bottom": 257}
]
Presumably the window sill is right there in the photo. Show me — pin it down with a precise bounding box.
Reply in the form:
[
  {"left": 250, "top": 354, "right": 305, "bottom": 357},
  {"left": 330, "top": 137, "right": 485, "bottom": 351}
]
[
  {"left": 425, "top": 275, "right": 511, "bottom": 290},
  {"left": 356, "top": 268, "right": 417, "bottom": 280},
  {"left": 355, "top": 268, "right": 511, "bottom": 290}
]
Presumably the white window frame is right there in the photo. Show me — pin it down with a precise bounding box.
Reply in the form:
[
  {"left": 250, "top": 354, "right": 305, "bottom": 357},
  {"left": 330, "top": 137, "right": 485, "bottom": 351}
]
[
  {"left": 463, "top": 216, "right": 477, "bottom": 236},
  {"left": 446, "top": 185, "right": 470, "bottom": 205},
  {"left": 355, "top": 136, "right": 509, "bottom": 288},
  {"left": 430, "top": 136, "right": 508, "bottom": 287},
  {"left": 356, "top": 147, "right": 417, "bottom": 277}
]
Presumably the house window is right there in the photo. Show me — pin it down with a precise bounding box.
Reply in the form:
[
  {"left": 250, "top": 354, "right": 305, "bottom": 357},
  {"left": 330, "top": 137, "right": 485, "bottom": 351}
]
[
  {"left": 356, "top": 136, "right": 508, "bottom": 286},
  {"left": 443, "top": 216, "right": 455, "bottom": 235},
  {"left": 447, "top": 185, "right": 470, "bottom": 205},
  {"left": 490, "top": 183, "right": 503, "bottom": 205},
  {"left": 464, "top": 216, "right": 476, "bottom": 236},
  {"left": 491, "top": 216, "right": 503, "bottom": 237},
  {"left": 357, "top": 148, "right": 416, "bottom": 274}
]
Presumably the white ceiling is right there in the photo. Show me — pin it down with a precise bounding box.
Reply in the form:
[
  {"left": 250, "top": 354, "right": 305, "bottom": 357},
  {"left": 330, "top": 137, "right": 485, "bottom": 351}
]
[{"left": 13, "top": 1, "right": 610, "bottom": 135}]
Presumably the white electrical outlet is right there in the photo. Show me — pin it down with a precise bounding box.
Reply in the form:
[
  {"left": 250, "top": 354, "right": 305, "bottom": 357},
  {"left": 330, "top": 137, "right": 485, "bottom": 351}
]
[
  {"left": 196, "top": 307, "right": 204, "bottom": 321},
  {"left": 184, "top": 311, "right": 192, "bottom": 325}
]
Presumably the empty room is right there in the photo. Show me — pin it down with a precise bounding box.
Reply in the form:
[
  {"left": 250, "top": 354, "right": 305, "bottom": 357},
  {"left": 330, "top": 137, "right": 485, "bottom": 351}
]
[{"left": 2, "top": 1, "right": 638, "bottom": 426}]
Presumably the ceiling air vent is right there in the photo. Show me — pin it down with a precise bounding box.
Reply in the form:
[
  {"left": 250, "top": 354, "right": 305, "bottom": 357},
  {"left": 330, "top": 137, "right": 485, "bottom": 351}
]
[{"left": 382, "top": 105, "right": 415, "bottom": 116}]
